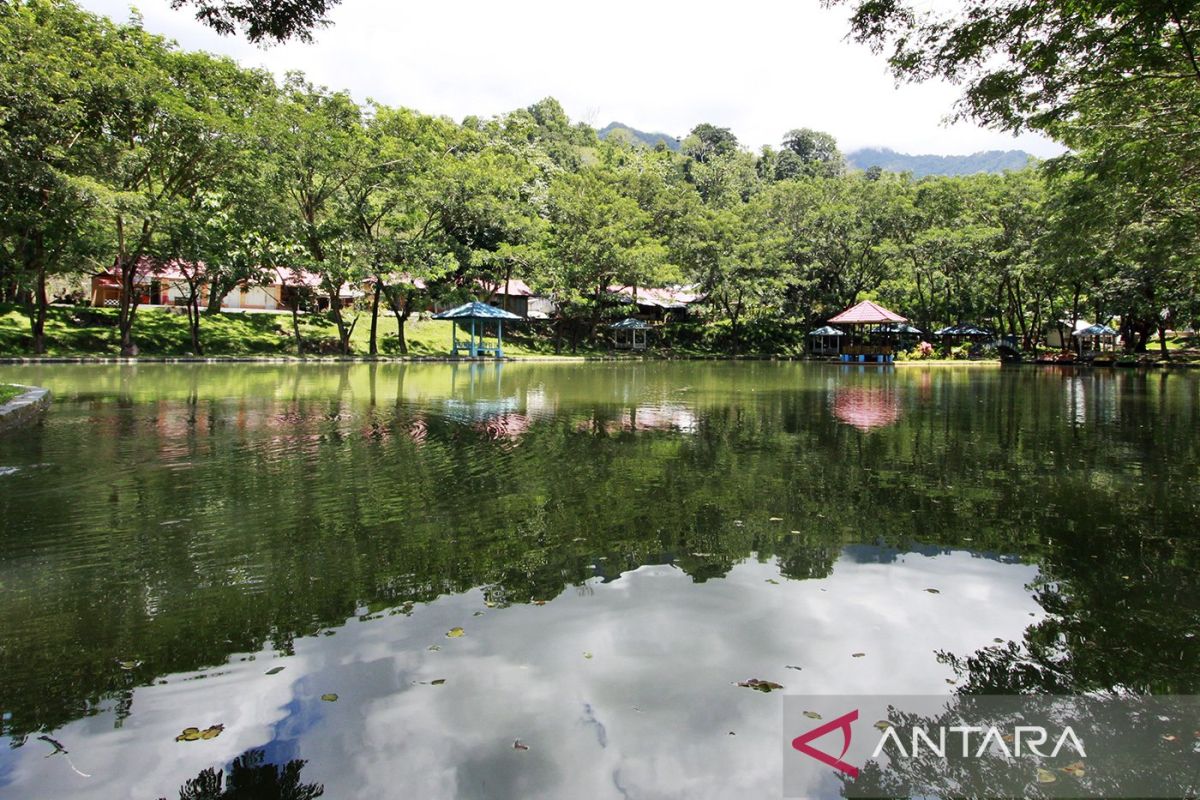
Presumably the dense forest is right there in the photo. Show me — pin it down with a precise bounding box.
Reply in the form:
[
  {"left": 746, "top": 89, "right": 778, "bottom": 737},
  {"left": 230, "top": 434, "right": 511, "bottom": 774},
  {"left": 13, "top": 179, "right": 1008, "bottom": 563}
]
[{"left": 0, "top": 0, "right": 1197, "bottom": 357}]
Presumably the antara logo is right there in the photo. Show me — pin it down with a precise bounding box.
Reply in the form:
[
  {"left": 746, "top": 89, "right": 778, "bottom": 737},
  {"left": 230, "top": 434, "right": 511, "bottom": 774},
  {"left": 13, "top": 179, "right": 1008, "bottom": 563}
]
[
  {"left": 791, "top": 709, "right": 1087, "bottom": 779},
  {"left": 791, "top": 710, "right": 861, "bottom": 778}
]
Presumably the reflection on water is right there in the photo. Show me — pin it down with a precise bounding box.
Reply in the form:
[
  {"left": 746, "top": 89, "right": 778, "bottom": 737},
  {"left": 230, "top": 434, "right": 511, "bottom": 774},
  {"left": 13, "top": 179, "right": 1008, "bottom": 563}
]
[
  {"left": 831, "top": 386, "right": 902, "bottom": 431},
  {"left": 162, "top": 749, "right": 323, "bottom": 800},
  {"left": 0, "top": 362, "right": 1197, "bottom": 799}
]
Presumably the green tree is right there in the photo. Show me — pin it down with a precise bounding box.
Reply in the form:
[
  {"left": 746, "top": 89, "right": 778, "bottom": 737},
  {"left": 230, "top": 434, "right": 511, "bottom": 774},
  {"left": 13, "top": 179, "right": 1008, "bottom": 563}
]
[
  {"left": 0, "top": 0, "right": 110, "bottom": 353},
  {"left": 269, "top": 74, "right": 370, "bottom": 354},
  {"left": 542, "top": 166, "right": 671, "bottom": 346},
  {"left": 776, "top": 128, "right": 844, "bottom": 180}
]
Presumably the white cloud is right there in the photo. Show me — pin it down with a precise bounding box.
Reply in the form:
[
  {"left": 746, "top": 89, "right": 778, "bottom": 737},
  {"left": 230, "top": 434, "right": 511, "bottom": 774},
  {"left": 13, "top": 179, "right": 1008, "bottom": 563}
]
[{"left": 80, "top": 0, "right": 1063, "bottom": 157}]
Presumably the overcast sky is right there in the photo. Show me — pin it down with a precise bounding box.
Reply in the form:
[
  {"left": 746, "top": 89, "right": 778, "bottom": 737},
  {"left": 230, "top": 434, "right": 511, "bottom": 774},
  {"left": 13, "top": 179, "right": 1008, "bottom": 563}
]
[{"left": 78, "top": 0, "right": 1062, "bottom": 158}]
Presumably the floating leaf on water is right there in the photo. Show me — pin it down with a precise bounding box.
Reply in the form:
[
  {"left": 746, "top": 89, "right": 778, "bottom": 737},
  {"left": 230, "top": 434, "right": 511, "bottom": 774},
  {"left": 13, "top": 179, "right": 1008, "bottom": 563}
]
[
  {"left": 321, "top": 693, "right": 338, "bottom": 702},
  {"left": 265, "top": 666, "right": 285, "bottom": 675},
  {"left": 923, "top": 588, "right": 940, "bottom": 594},
  {"left": 945, "top": 678, "right": 957, "bottom": 684},
  {"left": 993, "top": 638, "right": 1005, "bottom": 644},
  {"left": 176, "top": 727, "right": 201, "bottom": 742},
  {"left": 1061, "top": 761, "right": 1085, "bottom": 777},
  {"left": 446, "top": 627, "right": 465, "bottom": 638},
  {"left": 873, "top": 720, "right": 893, "bottom": 731},
  {"left": 428, "top": 644, "right": 441, "bottom": 651},
  {"left": 583, "top": 651, "right": 593, "bottom": 659},
  {"left": 484, "top": 601, "right": 497, "bottom": 608},
  {"left": 851, "top": 653, "right": 866, "bottom": 658},
  {"left": 430, "top": 679, "right": 446, "bottom": 686},
  {"left": 1036, "top": 768, "right": 1057, "bottom": 784},
  {"left": 785, "top": 665, "right": 802, "bottom": 671},
  {"left": 117, "top": 659, "right": 142, "bottom": 671},
  {"left": 199, "top": 724, "right": 224, "bottom": 740},
  {"left": 738, "top": 679, "right": 784, "bottom": 693},
  {"left": 765, "top": 579, "right": 780, "bottom": 585},
  {"left": 728, "top": 731, "right": 736, "bottom": 735},
  {"left": 473, "top": 611, "right": 485, "bottom": 617},
  {"left": 803, "top": 711, "right": 822, "bottom": 720},
  {"left": 513, "top": 739, "right": 529, "bottom": 751}
]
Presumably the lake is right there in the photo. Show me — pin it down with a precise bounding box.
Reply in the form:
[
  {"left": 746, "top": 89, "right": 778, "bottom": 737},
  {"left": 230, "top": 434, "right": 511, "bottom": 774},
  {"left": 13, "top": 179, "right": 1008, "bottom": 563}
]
[{"left": 0, "top": 362, "right": 1197, "bottom": 799}]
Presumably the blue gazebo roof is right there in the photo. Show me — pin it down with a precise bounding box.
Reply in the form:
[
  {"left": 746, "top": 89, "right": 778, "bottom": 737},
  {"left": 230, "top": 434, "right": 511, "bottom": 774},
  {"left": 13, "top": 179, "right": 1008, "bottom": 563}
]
[
  {"left": 1075, "top": 323, "right": 1118, "bottom": 337},
  {"left": 808, "top": 326, "right": 845, "bottom": 337},
  {"left": 935, "top": 323, "right": 993, "bottom": 337},
  {"left": 611, "top": 317, "right": 651, "bottom": 330},
  {"left": 873, "top": 322, "right": 922, "bottom": 335},
  {"left": 433, "top": 301, "right": 523, "bottom": 321}
]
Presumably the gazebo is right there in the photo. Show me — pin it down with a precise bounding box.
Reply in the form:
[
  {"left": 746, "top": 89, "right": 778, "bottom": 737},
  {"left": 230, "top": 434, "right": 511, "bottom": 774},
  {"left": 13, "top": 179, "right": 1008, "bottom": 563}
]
[
  {"left": 433, "top": 301, "right": 522, "bottom": 357},
  {"left": 1074, "top": 323, "right": 1118, "bottom": 353},
  {"left": 807, "top": 325, "right": 845, "bottom": 357},
  {"left": 827, "top": 300, "right": 908, "bottom": 363},
  {"left": 934, "top": 323, "right": 994, "bottom": 345},
  {"left": 611, "top": 317, "right": 651, "bottom": 350}
]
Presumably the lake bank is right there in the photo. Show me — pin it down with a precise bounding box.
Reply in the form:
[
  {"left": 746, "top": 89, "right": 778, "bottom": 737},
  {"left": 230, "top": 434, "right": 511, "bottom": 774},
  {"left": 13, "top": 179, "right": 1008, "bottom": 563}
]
[{"left": 0, "top": 384, "right": 50, "bottom": 432}]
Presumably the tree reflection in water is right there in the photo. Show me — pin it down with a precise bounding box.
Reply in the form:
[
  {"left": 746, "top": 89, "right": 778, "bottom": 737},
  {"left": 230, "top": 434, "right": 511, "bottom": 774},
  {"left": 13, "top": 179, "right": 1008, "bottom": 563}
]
[{"left": 159, "top": 749, "right": 323, "bottom": 800}]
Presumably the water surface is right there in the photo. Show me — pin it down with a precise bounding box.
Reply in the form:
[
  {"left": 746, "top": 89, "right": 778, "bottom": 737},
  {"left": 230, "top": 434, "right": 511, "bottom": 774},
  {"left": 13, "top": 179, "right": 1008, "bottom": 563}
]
[{"left": 0, "top": 362, "right": 1196, "bottom": 798}]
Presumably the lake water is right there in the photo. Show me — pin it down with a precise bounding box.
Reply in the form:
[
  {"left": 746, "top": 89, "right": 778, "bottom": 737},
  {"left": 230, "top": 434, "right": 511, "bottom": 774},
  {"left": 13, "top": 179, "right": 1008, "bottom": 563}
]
[{"left": 0, "top": 362, "right": 1197, "bottom": 799}]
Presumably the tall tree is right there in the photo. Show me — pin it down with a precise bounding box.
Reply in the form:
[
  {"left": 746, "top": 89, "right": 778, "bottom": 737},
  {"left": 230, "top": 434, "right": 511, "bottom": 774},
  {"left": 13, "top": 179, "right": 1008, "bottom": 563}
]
[
  {"left": 0, "top": 0, "right": 114, "bottom": 352},
  {"left": 269, "top": 74, "right": 369, "bottom": 354}
]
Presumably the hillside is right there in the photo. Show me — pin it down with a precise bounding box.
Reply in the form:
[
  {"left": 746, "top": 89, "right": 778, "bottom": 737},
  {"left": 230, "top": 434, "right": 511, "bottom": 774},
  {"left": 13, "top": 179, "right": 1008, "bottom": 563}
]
[
  {"left": 846, "top": 147, "right": 1036, "bottom": 177},
  {"left": 597, "top": 122, "right": 681, "bottom": 151}
]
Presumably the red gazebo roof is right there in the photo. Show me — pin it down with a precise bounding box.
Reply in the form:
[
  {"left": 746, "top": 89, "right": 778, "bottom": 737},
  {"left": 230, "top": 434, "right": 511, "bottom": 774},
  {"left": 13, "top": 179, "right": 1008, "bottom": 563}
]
[{"left": 828, "top": 300, "right": 907, "bottom": 325}]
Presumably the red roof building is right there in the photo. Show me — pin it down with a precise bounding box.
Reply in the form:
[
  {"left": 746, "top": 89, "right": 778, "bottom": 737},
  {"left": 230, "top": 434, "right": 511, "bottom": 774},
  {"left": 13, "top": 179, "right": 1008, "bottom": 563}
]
[{"left": 828, "top": 300, "right": 907, "bottom": 325}]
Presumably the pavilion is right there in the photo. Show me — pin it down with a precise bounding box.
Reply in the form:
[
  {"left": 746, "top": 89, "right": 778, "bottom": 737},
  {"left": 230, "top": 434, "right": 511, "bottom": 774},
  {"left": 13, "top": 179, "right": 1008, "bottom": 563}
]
[
  {"left": 807, "top": 325, "right": 845, "bottom": 357},
  {"left": 934, "top": 323, "right": 994, "bottom": 345},
  {"left": 1074, "top": 323, "right": 1119, "bottom": 353},
  {"left": 611, "top": 317, "right": 651, "bottom": 350},
  {"left": 827, "top": 300, "right": 908, "bottom": 363},
  {"left": 432, "top": 301, "right": 523, "bottom": 358}
]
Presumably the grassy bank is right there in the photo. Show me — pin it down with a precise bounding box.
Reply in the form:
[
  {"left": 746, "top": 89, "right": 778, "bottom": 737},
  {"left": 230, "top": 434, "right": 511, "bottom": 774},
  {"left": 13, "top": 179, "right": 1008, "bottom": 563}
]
[
  {"left": 0, "top": 384, "right": 22, "bottom": 403},
  {"left": 0, "top": 303, "right": 599, "bottom": 359}
]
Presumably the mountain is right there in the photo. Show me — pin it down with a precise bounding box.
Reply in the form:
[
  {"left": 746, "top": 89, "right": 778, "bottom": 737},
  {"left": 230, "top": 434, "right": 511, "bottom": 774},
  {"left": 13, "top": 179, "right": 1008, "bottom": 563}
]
[
  {"left": 597, "top": 122, "right": 681, "bottom": 151},
  {"left": 845, "top": 147, "right": 1036, "bottom": 177}
]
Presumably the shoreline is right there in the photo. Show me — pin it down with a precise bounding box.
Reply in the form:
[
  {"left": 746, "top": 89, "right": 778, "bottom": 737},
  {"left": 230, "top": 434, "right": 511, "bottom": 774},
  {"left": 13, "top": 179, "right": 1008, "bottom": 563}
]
[
  {"left": 0, "top": 354, "right": 1193, "bottom": 368},
  {"left": 0, "top": 385, "right": 51, "bottom": 432}
]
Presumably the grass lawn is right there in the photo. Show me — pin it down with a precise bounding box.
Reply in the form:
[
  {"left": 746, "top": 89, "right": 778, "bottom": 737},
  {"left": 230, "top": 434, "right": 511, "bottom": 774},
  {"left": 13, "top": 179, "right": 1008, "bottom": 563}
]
[
  {"left": 0, "top": 384, "right": 22, "bottom": 403},
  {"left": 0, "top": 303, "right": 601, "bottom": 358}
]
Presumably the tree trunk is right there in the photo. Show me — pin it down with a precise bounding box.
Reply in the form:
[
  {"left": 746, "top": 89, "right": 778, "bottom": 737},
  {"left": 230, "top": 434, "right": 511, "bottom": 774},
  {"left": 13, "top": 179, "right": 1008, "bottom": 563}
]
[
  {"left": 327, "top": 292, "right": 354, "bottom": 355},
  {"left": 186, "top": 285, "right": 203, "bottom": 355},
  {"left": 27, "top": 259, "right": 48, "bottom": 355},
  {"left": 291, "top": 301, "right": 304, "bottom": 356},
  {"left": 385, "top": 291, "right": 409, "bottom": 354},
  {"left": 369, "top": 279, "right": 381, "bottom": 356}
]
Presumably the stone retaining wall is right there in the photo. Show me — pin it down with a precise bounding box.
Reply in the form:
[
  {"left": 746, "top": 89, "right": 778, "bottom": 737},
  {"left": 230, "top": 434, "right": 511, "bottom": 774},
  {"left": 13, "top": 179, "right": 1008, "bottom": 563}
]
[{"left": 0, "top": 385, "right": 51, "bottom": 433}]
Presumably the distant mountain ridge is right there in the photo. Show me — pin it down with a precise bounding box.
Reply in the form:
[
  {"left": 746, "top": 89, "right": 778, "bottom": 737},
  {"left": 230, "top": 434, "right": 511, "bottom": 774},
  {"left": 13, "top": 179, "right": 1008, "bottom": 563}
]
[
  {"left": 597, "top": 122, "right": 681, "bottom": 151},
  {"left": 846, "top": 147, "right": 1036, "bottom": 177}
]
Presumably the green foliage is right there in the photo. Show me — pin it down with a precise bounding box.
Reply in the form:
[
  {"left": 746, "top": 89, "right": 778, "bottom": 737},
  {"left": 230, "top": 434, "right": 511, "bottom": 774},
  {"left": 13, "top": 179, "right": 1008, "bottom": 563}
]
[{"left": 1, "top": 0, "right": 1196, "bottom": 359}]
